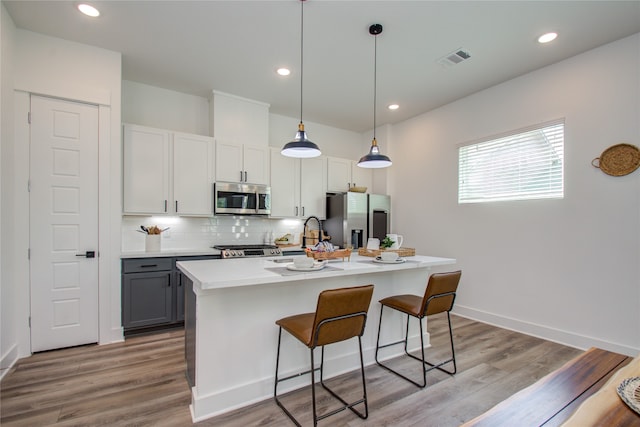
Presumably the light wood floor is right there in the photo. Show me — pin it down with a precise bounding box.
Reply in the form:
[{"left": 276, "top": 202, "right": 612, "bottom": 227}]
[{"left": 1, "top": 315, "right": 582, "bottom": 426}]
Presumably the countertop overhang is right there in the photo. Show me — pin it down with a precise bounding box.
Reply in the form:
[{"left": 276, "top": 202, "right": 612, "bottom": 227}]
[{"left": 177, "top": 254, "right": 456, "bottom": 291}]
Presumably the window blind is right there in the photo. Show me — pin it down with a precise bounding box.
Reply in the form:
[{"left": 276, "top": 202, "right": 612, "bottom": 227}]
[{"left": 458, "top": 121, "right": 564, "bottom": 203}]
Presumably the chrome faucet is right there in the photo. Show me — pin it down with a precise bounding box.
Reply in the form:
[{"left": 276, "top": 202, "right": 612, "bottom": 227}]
[{"left": 302, "top": 216, "right": 324, "bottom": 248}]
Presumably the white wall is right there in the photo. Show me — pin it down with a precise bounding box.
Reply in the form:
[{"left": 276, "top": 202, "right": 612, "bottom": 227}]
[
  {"left": 390, "top": 34, "right": 640, "bottom": 355},
  {"left": 122, "top": 80, "right": 210, "bottom": 136},
  {"left": 0, "top": 2, "right": 17, "bottom": 379},
  {"left": 5, "top": 28, "right": 123, "bottom": 367}
]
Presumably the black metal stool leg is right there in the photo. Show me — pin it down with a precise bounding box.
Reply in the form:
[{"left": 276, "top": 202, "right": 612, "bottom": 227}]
[
  {"left": 405, "top": 313, "right": 457, "bottom": 375},
  {"left": 376, "top": 308, "right": 457, "bottom": 387},
  {"left": 311, "top": 348, "right": 317, "bottom": 426},
  {"left": 375, "top": 306, "right": 427, "bottom": 387},
  {"left": 274, "top": 327, "right": 303, "bottom": 427}
]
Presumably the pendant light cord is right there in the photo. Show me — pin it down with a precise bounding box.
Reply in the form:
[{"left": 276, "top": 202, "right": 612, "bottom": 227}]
[
  {"left": 373, "top": 31, "right": 377, "bottom": 139},
  {"left": 299, "top": 0, "right": 304, "bottom": 123}
]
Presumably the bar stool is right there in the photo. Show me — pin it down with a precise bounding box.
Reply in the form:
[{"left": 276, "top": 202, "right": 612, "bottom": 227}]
[
  {"left": 274, "top": 284, "right": 374, "bottom": 426},
  {"left": 375, "top": 270, "right": 461, "bottom": 388}
]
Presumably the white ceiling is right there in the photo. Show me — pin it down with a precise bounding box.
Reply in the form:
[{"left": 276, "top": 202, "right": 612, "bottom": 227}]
[{"left": 4, "top": 1, "right": 640, "bottom": 132}]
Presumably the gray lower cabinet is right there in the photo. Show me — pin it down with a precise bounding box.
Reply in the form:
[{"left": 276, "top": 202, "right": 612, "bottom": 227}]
[
  {"left": 122, "top": 255, "right": 219, "bottom": 334},
  {"left": 122, "top": 257, "right": 174, "bottom": 332}
]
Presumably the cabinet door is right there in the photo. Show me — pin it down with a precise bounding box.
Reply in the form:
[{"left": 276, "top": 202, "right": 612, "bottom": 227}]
[
  {"left": 300, "top": 157, "right": 327, "bottom": 219},
  {"left": 215, "top": 140, "right": 244, "bottom": 183},
  {"left": 351, "top": 161, "right": 373, "bottom": 191},
  {"left": 269, "top": 148, "right": 299, "bottom": 217},
  {"left": 327, "top": 157, "right": 352, "bottom": 192},
  {"left": 122, "top": 271, "right": 173, "bottom": 329},
  {"left": 243, "top": 145, "right": 269, "bottom": 185},
  {"left": 123, "top": 124, "right": 170, "bottom": 214},
  {"left": 174, "top": 133, "right": 214, "bottom": 215}
]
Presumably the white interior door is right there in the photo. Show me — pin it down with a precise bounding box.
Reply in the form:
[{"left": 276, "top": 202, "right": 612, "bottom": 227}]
[{"left": 29, "top": 95, "right": 99, "bottom": 352}]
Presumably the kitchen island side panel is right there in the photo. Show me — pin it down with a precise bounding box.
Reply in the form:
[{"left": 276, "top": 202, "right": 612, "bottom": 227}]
[{"left": 184, "top": 275, "right": 196, "bottom": 388}]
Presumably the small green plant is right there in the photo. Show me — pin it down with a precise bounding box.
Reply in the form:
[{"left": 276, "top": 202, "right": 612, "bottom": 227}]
[{"left": 381, "top": 236, "right": 395, "bottom": 249}]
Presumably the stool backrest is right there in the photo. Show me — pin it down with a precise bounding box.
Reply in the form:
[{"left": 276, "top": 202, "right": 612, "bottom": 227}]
[
  {"left": 421, "top": 270, "right": 462, "bottom": 317},
  {"left": 312, "top": 284, "right": 374, "bottom": 347}
]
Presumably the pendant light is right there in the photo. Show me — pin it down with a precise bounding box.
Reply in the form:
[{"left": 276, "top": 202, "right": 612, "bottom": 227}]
[
  {"left": 281, "top": 0, "right": 321, "bottom": 158},
  {"left": 358, "top": 24, "right": 392, "bottom": 168}
]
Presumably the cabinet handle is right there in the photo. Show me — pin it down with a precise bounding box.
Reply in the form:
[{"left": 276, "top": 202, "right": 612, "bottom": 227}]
[
  {"left": 240, "top": 171, "right": 243, "bottom": 182},
  {"left": 175, "top": 200, "right": 178, "bottom": 212},
  {"left": 140, "top": 264, "right": 158, "bottom": 268},
  {"left": 302, "top": 206, "right": 305, "bottom": 216},
  {"left": 295, "top": 206, "right": 298, "bottom": 216},
  {"left": 164, "top": 200, "right": 168, "bottom": 212},
  {"left": 348, "top": 182, "right": 351, "bottom": 189},
  {"left": 244, "top": 171, "right": 247, "bottom": 182}
]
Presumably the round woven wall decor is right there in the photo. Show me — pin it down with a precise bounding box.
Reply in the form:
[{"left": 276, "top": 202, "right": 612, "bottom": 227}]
[{"left": 592, "top": 143, "right": 640, "bottom": 176}]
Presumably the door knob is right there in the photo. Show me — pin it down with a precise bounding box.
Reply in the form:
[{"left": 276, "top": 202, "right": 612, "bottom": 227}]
[{"left": 76, "top": 251, "right": 96, "bottom": 258}]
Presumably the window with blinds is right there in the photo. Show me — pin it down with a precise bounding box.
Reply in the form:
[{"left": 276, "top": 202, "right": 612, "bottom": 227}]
[{"left": 458, "top": 121, "right": 564, "bottom": 203}]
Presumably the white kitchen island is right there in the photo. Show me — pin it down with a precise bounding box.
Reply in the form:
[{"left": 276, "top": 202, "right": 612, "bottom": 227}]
[{"left": 177, "top": 253, "right": 456, "bottom": 422}]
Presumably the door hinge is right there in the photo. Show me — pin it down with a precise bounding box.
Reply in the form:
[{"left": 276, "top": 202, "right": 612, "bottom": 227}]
[
  {"left": 28, "top": 248, "right": 30, "bottom": 260},
  {"left": 28, "top": 316, "right": 31, "bottom": 327},
  {"left": 27, "top": 180, "right": 31, "bottom": 192},
  {"left": 27, "top": 112, "right": 31, "bottom": 124}
]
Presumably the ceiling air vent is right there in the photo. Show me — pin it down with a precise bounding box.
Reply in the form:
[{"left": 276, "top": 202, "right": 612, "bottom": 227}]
[{"left": 438, "top": 48, "right": 471, "bottom": 67}]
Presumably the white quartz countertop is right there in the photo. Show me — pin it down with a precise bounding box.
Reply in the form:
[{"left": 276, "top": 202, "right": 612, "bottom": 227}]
[{"left": 177, "top": 254, "right": 456, "bottom": 290}]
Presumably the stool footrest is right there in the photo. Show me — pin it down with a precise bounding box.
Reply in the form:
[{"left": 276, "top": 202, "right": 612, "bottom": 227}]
[{"left": 277, "top": 366, "right": 320, "bottom": 384}]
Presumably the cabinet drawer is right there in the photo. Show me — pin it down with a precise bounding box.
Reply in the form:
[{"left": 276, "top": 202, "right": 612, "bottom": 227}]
[{"left": 123, "top": 258, "right": 172, "bottom": 273}]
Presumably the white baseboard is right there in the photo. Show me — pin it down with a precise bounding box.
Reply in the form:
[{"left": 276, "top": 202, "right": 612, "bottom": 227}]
[
  {"left": 0, "top": 343, "right": 19, "bottom": 381},
  {"left": 453, "top": 305, "right": 639, "bottom": 356}
]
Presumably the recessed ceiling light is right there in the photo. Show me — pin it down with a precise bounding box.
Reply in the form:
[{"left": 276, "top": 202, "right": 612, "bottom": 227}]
[
  {"left": 387, "top": 104, "right": 399, "bottom": 110},
  {"left": 77, "top": 3, "right": 100, "bottom": 17},
  {"left": 538, "top": 32, "right": 558, "bottom": 44},
  {"left": 276, "top": 68, "right": 291, "bottom": 76}
]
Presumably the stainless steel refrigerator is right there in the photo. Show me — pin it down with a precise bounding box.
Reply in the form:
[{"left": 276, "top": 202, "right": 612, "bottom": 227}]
[{"left": 324, "top": 193, "right": 390, "bottom": 249}]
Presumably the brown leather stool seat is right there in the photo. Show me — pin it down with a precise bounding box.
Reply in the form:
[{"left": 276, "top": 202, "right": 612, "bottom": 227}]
[
  {"left": 375, "top": 270, "right": 461, "bottom": 388},
  {"left": 274, "top": 284, "right": 374, "bottom": 426}
]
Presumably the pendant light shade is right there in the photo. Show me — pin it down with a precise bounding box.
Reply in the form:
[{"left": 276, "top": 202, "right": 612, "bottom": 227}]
[
  {"left": 281, "top": 122, "right": 321, "bottom": 158},
  {"left": 358, "top": 137, "right": 392, "bottom": 168},
  {"left": 358, "top": 24, "right": 392, "bottom": 169},
  {"left": 281, "top": 0, "right": 321, "bottom": 158}
]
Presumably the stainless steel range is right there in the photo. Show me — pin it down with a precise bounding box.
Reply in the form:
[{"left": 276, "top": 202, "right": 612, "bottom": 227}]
[{"left": 213, "top": 244, "right": 282, "bottom": 259}]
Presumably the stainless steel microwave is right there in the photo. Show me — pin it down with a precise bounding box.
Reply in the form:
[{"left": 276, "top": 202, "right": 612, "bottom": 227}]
[{"left": 213, "top": 182, "right": 271, "bottom": 216}]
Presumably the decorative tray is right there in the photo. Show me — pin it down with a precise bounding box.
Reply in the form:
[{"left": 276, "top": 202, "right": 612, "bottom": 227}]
[
  {"left": 592, "top": 143, "right": 640, "bottom": 176},
  {"left": 306, "top": 248, "right": 352, "bottom": 261},
  {"left": 358, "top": 247, "right": 415, "bottom": 258}
]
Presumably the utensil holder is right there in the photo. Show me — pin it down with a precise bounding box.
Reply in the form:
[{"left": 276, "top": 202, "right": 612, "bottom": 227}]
[{"left": 145, "top": 234, "right": 161, "bottom": 252}]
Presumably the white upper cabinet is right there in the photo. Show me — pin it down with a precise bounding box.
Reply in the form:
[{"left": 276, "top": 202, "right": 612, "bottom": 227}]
[
  {"left": 351, "top": 162, "right": 373, "bottom": 191},
  {"left": 270, "top": 148, "right": 327, "bottom": 219},
  {"left": 123, "top": 124, "right": 214, "bottom": 216},
  {"left": 123, "top": 124, "right": 170, "bottom": 214},
  {"left": 173, "top": 132, "right": 215, "bottom": 215},
  {"left": 211, "top": 91, "right": 270, "bottom": 185},
  {"left": 327, "top": 157, "right": 372, "bottom": 193},
  {"left": 299, "top": 156, "right": 327, "bottom": 219},
  {"left": 215, "top": 141, "right": 269, "bottom": 185}
]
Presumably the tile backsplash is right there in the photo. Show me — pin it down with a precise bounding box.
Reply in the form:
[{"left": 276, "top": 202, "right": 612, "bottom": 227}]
[{"left": 122, "top": 215, "right": 305, "bottom": 252}]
